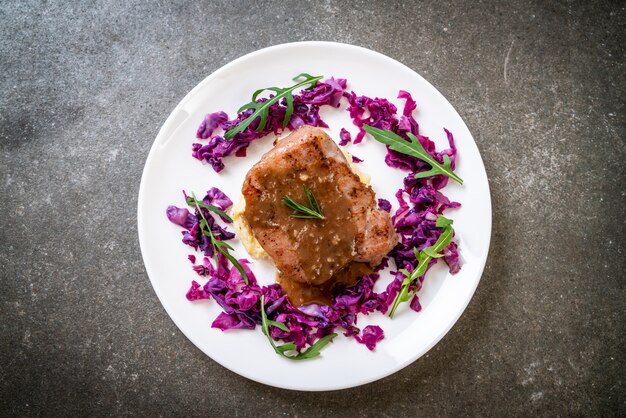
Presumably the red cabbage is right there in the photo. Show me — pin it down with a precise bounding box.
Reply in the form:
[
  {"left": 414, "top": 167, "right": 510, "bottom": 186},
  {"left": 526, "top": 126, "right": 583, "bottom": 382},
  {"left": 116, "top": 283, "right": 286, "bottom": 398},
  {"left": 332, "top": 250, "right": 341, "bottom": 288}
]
[
  {"left": 171, "top": 81, "right": 465, "bottom": 355},
  {"left": 212, "top": 312, "right": 256, "bottom": 331},
  {"left": 355, "top": 325, "right": 385, "bottom": 351},
  {"left": 192, "top": 79, "right": 347, "bottom": 172},
  {"left": 339, "top": 128, "right": 351, "bottom": 146},
  {"left": 196, "top": 111, "right": 228, "bottom": 139},
  {"left": 344, "top": 91, "right": 398, "bottom": 143},
  {"left": 166, "top": 206, "right": 195, "bottom": 229},
  {"left": 443, "top": 241, "right": 461, "bottom": 274},
  {"left": 204, "top": 187, "right": 233, "bottom": 211},
  {"left": 168, "top": 190, "right": 235, "bottom": 257},
  {"left": 378, "top": 198, "right": 392, "bottom": 212},
  {"left": 409, "top": 295, "right": 422, "bottom": 312},
  {"left": 169, "top": 183, "right": 397, "bottom": 351},
  {"left": 344, "top": 89, "right": 463, "bottom": 311},
  {"left": 186, "top": 280, "right": 211, "bottom": 301},
  {"left": 298, "top": 77, "right": 346, "bottom": 107}
]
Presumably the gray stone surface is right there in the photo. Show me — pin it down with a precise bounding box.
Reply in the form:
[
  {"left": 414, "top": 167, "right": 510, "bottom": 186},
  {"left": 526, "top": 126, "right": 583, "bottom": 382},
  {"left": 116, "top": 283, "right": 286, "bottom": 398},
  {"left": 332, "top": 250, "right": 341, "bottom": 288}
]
[{"left": 1, "top": 0, "right": 624, "bottom": 416}]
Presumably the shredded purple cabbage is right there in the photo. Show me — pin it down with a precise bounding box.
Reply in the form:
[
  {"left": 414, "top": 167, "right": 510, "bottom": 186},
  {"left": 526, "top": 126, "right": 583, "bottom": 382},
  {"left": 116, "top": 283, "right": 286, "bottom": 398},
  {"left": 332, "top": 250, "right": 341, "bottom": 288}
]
[
  {"left": 165, "top": 206, "right": 195, "bottom": 230},
  {"left": 167, "top": 189, "right": 235, "bottom": 258},
  {"left": 378, "top": 198, "right": 392, "bottom": 213},
  {"left": 167, "top": 79, "right": 464, "bottom": 355},
  {"left": 355, "top": 325, "right": 385, "bottom": 351},
  {"left": 196, "top": 111, "right": 229, "bottom": 139},
  {"left": 343, "top": 89, "right": 462, "bottom": 308},
  {"left": 339, "top": 128, "right": 351, "bottom": 146},
  {"left": 204, "top": 187, "right": 233, "bottom": 211},
  {"left": 192, "top": 78, "right": 347, "bottom": 172},
  {"left": 167, "top": 187, "right": 397, "bottom": 351},
  {"left": 344, "top": 92, "right": 398, "bottom": 144}
]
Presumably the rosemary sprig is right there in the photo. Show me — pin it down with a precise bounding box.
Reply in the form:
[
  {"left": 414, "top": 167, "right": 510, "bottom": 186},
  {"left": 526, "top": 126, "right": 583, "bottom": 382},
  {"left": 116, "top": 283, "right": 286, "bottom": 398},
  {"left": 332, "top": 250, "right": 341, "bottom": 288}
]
[
  {"left": 188, "top": 192, "right": 248, "bottom": 285},
  {"left": 260, "top": 295, "right": 337, "bottom": 360},
  {"left": 281, "top": 185, "right": 325, "bottom": 220},
  {"left": 389, "top": 215, "right": 455, "bottom": 318},
  {"left": 363, "top": 124, "right": 463, "bottom": 184},
  {"left": 224, "top": 73, "right": 323, "bottom": 140}
]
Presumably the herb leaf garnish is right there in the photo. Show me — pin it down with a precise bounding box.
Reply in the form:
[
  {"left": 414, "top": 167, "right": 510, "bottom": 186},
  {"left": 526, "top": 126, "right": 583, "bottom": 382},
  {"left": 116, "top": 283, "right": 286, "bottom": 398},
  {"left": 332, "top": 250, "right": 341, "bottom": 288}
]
[
  {"left": 224, "top": 73, "right": 323, "bottom": 140},
  {"left": 188, "top": 192, "right": 248, "bottom": 284},
  {"left": 389, "top": 215, "right": 455, "bottom": 318},
  {"left": 363, "top": 125, "right": 463, "bottom": 184},
  {"left": 260, "top": 295, "right": 337, "bottom": 360},
  {"left": 185, "top": 196, "right": 233, "bottom": 223},
  {"left": 281, "top": 185, "right": 325, "bottom": 220}
]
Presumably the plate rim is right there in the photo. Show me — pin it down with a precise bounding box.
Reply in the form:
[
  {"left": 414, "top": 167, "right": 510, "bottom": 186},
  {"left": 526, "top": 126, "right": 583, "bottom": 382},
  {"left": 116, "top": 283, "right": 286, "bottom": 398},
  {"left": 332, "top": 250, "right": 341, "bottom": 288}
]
[{"left": 137, "top": 41, "right": 492, "bottom": 391}]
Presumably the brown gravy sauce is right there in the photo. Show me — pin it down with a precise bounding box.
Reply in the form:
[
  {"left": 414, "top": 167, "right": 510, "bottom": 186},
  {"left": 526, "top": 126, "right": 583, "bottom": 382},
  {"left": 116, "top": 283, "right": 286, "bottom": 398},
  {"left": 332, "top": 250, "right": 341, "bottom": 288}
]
[
  {"left": 277, "top": 262, "right": 373, "bottom": 306},
  {"left": 244, "top": 159, "right": 370, "bottom": 306}
]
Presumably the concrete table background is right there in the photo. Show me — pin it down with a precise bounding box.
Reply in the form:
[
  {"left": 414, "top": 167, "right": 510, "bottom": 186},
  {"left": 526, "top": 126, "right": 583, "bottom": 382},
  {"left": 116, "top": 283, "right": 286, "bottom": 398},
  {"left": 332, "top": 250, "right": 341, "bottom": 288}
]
[{"left": 1, "top": 0, "right": 623, "bottom": 416}]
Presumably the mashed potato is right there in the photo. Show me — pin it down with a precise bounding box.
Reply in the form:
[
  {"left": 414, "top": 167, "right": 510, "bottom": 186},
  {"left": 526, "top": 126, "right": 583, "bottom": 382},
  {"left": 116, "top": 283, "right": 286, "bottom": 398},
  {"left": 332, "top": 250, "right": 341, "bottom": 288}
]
[{"left": 231, "top": 195, "right": 268, "bottom": 259}]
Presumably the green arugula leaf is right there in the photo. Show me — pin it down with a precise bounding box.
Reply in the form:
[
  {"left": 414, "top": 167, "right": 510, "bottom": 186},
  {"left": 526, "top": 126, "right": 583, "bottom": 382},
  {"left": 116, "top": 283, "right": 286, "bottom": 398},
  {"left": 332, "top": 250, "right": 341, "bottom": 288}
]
[
  {"left": 276, "top": 343, "right": 296, "bottom": 353},
  {"left": 289, "top": 333, "right": 337, "bottom": 360},
  {"left": 435, "top": 215, "right": 454, "bottom": 228},
  {"left": 422, "top": 247, "right": 445, "bottom": 259},
  {"left": 362, "top": 125, "right": 463, "bottom": 184},
  {"left": 260, "top": 295, "right": 336, "bottom": 360},
  {"left": 185, "top": 196, "right": 233, "bottom": 222},
  {"left": 224, "top": 74, "right": 323, "bottom": 140},
  {"left": 389, "top": 215, "right": 455, "bottom": 318},
  {"left": 214, "top": 240, "right": 234, "bottom": 251},
  {"left": 266, "top": 319, "right": 289, "bottom": 332},
  {"left": 188, "top": 192, "right": 248, "bottom": 284},
  {"left": 217, "top": 247, "right": 249, "bottom": 285}
]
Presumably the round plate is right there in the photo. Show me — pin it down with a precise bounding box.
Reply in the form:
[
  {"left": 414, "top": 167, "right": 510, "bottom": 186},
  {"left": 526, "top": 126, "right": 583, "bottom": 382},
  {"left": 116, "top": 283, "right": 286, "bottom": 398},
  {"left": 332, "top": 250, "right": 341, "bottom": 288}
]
[{"left": 138, "top": 41, "right": 491, "bottom": 391}]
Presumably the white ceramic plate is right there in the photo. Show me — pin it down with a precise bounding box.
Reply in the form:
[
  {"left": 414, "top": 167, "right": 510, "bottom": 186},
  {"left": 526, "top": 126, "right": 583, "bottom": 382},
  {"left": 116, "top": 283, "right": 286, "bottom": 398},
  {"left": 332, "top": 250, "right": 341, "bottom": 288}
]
[{"left": 138, "top": 41, "right": 491, "bottom": 391}]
